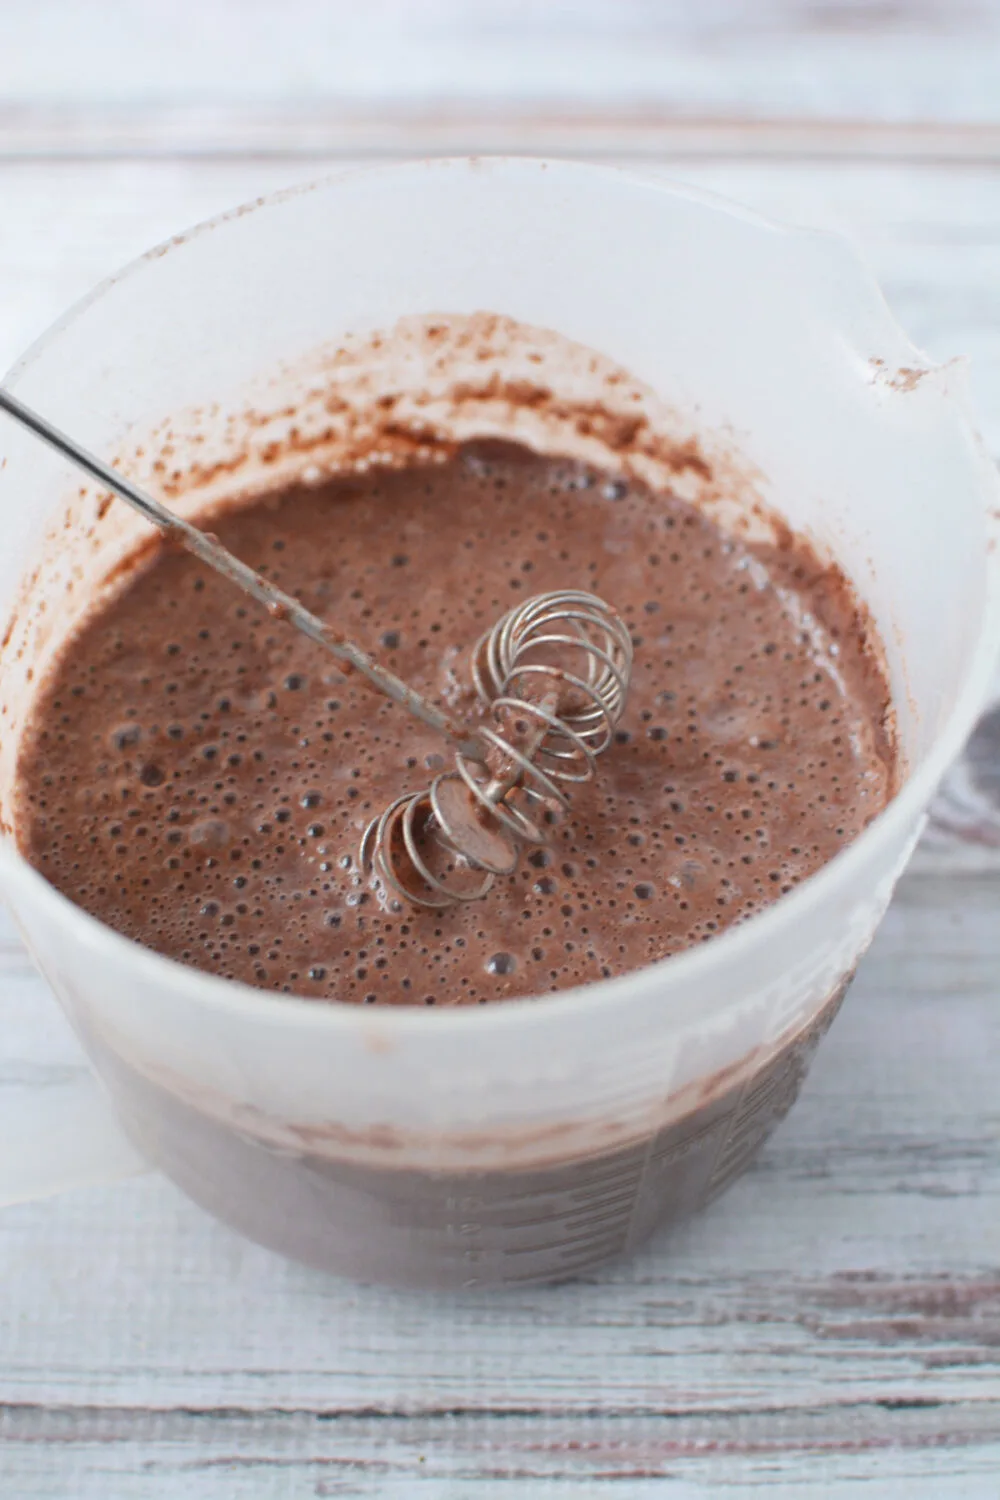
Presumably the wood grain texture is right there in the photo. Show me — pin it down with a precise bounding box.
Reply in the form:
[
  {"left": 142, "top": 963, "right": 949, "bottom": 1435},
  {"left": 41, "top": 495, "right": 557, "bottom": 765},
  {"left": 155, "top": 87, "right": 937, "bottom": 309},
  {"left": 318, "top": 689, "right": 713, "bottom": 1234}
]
[
  {"left": 2, "top": 0, "right": 1000, "bottom": 124},
  {"left": 1, "top": 94, "right": 1000, "bottom": 1497},
  {"left": 4, "top": 0, "right": 1000, "bottom": 165}
]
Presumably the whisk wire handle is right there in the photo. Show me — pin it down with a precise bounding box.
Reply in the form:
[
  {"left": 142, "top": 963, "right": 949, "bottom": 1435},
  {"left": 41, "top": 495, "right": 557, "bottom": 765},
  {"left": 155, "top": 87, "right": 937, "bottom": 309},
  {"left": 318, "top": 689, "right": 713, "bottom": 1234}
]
[{"left": 0, "top": 386, "right": 480, "bottom": 756}]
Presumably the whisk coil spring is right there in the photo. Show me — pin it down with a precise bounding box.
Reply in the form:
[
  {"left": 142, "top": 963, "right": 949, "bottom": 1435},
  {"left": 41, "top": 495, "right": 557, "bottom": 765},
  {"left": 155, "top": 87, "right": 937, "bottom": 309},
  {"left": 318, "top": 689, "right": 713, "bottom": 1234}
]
[{"left": 360, "top": 589, "right": 632, "bottom": 909}]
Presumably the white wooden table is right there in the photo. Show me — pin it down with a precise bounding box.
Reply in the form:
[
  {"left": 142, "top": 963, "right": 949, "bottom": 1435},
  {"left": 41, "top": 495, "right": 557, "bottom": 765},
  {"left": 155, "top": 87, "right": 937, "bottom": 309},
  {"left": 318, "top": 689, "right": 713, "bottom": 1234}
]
[{"left": 2, "top": 5, "right": 1000, "bottom": 1494}]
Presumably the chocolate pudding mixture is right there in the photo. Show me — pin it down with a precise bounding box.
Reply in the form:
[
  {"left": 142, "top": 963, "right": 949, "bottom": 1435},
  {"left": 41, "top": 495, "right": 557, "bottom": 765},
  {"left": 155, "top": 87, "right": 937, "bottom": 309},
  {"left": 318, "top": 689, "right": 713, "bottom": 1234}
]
[{"left": 15, "top": 443, "right": 894, "bottom": 1005}]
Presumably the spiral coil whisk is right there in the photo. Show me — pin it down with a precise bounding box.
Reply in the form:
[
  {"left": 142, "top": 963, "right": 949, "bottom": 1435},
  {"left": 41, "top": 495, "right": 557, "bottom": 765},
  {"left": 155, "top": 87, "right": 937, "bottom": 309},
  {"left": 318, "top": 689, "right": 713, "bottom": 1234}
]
[
  {"left": 0, "top": 395, "right": 632, "bottom": 914},
  {"left": 360, "top": 590, "right": 633, "bottom": 909}
]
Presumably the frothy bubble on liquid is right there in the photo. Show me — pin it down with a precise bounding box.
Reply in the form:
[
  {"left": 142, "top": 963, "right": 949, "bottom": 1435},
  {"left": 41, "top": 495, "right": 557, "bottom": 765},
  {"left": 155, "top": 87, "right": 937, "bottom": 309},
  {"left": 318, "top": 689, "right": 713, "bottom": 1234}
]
[{"left": 16, "top": 447, "right": 888, "bottom": 1007}]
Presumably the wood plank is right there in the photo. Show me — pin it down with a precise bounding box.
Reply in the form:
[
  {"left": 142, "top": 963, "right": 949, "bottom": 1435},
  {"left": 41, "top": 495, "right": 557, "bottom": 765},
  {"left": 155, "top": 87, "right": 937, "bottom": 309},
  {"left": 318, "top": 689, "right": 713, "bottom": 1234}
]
[
  {"left": 3, "top": 0, "right": 1000, "bottom": 134},
  {"left": 7, "top": 112, "right": 1000, "bottom": 162},
  {"left": 3, "top": 1407, "right": 1000, "bottom": 1497}
]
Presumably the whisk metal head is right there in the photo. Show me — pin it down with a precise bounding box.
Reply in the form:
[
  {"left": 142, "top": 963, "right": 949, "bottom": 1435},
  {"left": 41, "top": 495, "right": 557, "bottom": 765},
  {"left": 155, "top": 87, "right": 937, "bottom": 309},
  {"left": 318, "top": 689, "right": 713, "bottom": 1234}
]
[{"left": 360, "top": 589, "right": 633, "bottom": 909}]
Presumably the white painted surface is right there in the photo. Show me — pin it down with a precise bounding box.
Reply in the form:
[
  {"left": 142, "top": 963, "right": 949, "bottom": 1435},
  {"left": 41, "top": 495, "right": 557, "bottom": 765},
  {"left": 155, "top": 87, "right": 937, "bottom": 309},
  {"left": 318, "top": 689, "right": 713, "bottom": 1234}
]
[
  {"left": 2, "top": 8, "right": 1000, "bottom": 1490},
  {"left": 3, "top": 0, "right": 1000, "bottom": 121}
]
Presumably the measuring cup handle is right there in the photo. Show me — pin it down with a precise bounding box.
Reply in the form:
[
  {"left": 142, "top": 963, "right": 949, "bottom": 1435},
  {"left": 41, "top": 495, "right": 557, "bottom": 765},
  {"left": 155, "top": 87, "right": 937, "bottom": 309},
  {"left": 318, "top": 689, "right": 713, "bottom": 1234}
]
[{"left": 0, "top": 1070, "right": 146, "bottom": 1209}]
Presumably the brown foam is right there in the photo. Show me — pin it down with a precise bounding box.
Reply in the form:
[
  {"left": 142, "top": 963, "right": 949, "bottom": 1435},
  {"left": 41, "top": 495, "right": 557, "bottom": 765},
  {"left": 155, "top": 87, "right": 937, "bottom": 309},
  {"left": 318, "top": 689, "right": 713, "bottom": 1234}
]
[{"left": 13, "top": 443, "right": 895, "bottom": 1006}]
